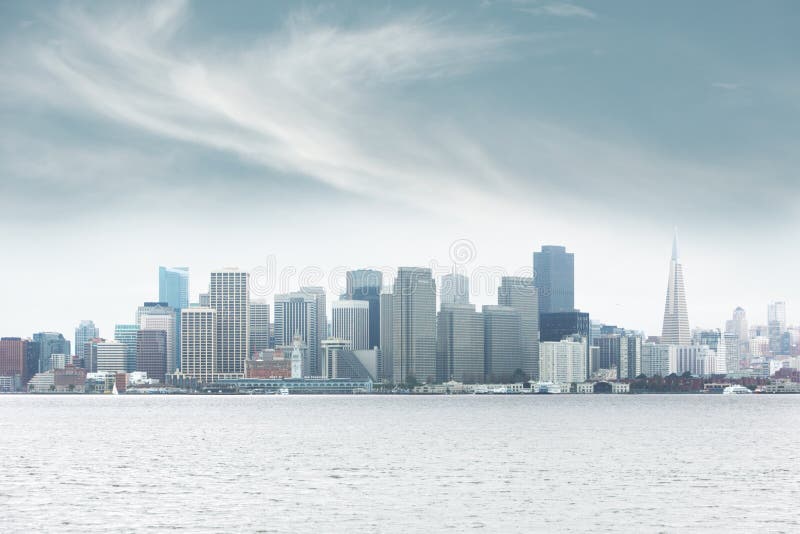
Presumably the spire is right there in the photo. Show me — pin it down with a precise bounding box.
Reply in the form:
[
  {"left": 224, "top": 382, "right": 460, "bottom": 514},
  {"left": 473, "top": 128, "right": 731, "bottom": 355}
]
[{"left": 671, "top": 227, "right": 679, "bottom": 261}]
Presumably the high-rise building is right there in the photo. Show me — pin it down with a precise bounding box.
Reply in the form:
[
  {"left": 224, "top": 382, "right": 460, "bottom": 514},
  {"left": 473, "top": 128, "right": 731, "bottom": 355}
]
[
  {"left": 725, "top": 306, "right": 750, "bottom": 356},
  {"left": 83, "top": 337, "right": 105, "bottom": 373},
  {"left": 641, "top": 343, "right": 675, "bottom": 377},
  {"left": 74, "top": 320, "right": 98, "bottom": 361},
  {"left": 302, "top": 287, "right": 327, "bottom": 373},
  {"left": 32, "top": 332, "right": 70, "bottom": 373},
  {"left": 722, "top": 332, "right": 740, "bottom": 374},
  {"left": 393, "top": 267, "right": 437, "bottom": 384},
  {"left": 0, "top": 338, "right": 26, "bottom": 381},
  {"left": 540, "top": 311, "right": 591, "bottom": 373},
  {"left": 159, "top": 266, "right": 189, "bottom": 370},
  {"left": 321, "top": 338, "right": 351, "bottom": 379},
  {"left": 674, "top": 345, "right": 716, "bottom": 376},
  {"left": 498, "top": 276, "right": 539, "bottom": 380},
  {"left": 332, "top": 300, "right": 370, "bottom": 350},
  {"left": 209, "top": 269, "right": 250, "bottom": 377},
  {"left": 137, "top": 303, "right": 176, "bottom": 373},
  {"left": 114, "top": 324, "right": 139, "bottom": 372},
  {"left": 768, "top": 301, "right": 787, "bottom": 354},
  {"left": 533, "top": 245, "right": 575, "bottom": 315},
  {"left": 345, "top": 269, "right": 382, "bottom": 349},
  {"left": 274, "top": 292, "right": 320, "bottom": 376},
  {"left": 95, "top": 341, "right": 128, "bottom": 373},
  {"left": 539, "top": 336, "right": 587, "bottom": 384},
  {"left": 249, "top": 300, "right": 271, "bottom": 355},
  {"left": 436, "top": 303, "right": 484, "bottom": 383},
  {"left": 181, "top": 307, "right": 216, "bottom": 382},
  {"left": 379, "top": 288, "right": 394, "bottom": 382},
  {"left": 483, "top": 305, "right": 522, "bottom": 383},
  {"left": 440, "top": 272, "right": 470, "bottom": 306},
  {"left": 136, "top": 329, "right": 167, "bottom": 382},
  {"left": 661, "top": 230, "right": 691, "bottom": 345}
]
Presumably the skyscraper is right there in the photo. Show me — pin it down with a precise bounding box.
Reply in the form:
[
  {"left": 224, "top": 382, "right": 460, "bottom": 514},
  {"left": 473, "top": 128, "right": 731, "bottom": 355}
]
[
  {"left": 209, "top": 269, "right": 250, "bottom": 377},
  {"left": 436, "top": 303, "right": 484, "bottom": 383},
  {"left": 539, "top": 336, "right": 586, "bottom": 384},
  {"left": 483, "top": 305, "right": 522, "bottom": 383},
  {"left": 249, "top": 300, "right": 271, "bottom": 355},
  {"left": 332, "top": 300, "right": 370, "bottom": 350},
  {"left": 74, "top": 320, "right": 98, "bottom": 361},
  {"left": 379, "top": 288, "right": 394, "bottom": 382},
  {"left": 181, "top": 307, "right": 216, "bottom": 382},
  {"left": 114, "top": 324, "right": 139, "bottom": 372},
  {"left": 274, "top": 292, "right": 320, "bottom": 376},
  {"left": 440, "top": 272, "right": 470, "bottom": 306},
  {"left": 661, "top": 230, "right": 691, "bottom": 345},
  {"left": 136, "top": 329, "right": 167, "bottom": 382},
  {"left": 392, "top": 267, "right": 437, "bottom": 384},
  {"left": 95, "top": 341, "right": 128, "bottom": 373},
  {"left": 725, "top": 306, "right": 749, "bottom": 356},
  {"left": 498, "top": 276, "right": 539, "bottom": 380},
  {"left": 137, "top": 303, "right": 176, "bottom": 373},
  {"left": 533, "top": 245, "right": 575, "bottom": 315},
  {"left": 345, "top": 269, "right": 382, "bottom": 349},
  {"left": 768, "top": 301, "right": 787, "bottom": 353},
  {"left": 302, "top": 286, "right": 327, "bottom": 374},
  {"left": 158, "top": 266, "right": 189, "bottom": 370},
  {"left": 0, "top": 338, "right": 26, "bottom": 382},
  {"left": 32, "top": 332, "right": 70, "bottom": 372},
  {"left": 540, "top": 311, "right": 591, "bottom": 374}
]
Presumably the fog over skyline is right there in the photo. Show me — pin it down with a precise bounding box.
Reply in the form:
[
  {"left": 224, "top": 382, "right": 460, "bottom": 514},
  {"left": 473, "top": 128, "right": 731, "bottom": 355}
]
[{"left": 1, "top": 0, "right": 798, "bottom": 341}]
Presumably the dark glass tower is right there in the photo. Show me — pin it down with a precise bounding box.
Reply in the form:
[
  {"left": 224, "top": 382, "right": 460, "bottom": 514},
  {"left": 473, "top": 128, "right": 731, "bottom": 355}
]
[
  {"left": 533, "top": 245, "right": 575, "bottom": 315},
  {"left": 346, "top": 269, "right": 383, "bottom": 350}
]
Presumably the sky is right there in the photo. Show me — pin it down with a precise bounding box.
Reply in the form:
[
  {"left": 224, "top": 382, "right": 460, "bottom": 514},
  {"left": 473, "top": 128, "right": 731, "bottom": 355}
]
[{"left": 1, "top": 0, "right": 798, "bottom": 343}]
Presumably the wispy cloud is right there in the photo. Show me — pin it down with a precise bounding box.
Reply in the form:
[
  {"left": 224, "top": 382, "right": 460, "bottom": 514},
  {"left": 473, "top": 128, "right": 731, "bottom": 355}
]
[
  {"left": 711, "top": 82, "right": 740, "bottom": 91},
  {"left": 514, "top": 2, "right": 597, "bottom": 19}
]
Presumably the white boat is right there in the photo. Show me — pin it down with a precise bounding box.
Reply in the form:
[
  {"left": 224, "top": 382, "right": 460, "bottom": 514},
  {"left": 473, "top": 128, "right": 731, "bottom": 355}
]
[
  {"left": 723, "top": 385, "right": 752, "bottom": 395},
  {"left": 278, "top": 388, "right": 290, "bottom": 396}
]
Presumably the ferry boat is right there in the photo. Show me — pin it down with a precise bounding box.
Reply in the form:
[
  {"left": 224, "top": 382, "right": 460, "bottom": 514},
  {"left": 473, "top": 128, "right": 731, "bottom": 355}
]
[{"left": 722, "top": 385, "right": 753, "bottom": 395}]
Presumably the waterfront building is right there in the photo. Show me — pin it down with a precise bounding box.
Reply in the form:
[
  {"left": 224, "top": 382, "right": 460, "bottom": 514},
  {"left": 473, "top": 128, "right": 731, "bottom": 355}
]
[
  {"left": 539, "top": 336, "right": 587, "bottom": 384},
  {"left": 483, "top": 305, "right": 522, "bottom": 383},
  {"left": 249, "top": 300, "right": 271, "bottom": 355},
  {"left": 114, "top": 324, "right": 139, "bottom": 372},
  {"left": 498, "top": 276, "right": 539, "bottom": 380},
  {"left": 345, "top": 269, "right": 382, "bottom": 349},
  {"left": 533, "top": 245, "right": 574, "bottom": 314},
  {"left": 302, "top": 286, "right": 327, "bottom": 374},
  {"left": 321, "top": 338, "right": 351, "bottom": 379},
  {"left": 0, "top": 338, "right": 26, "bottom": 384},
  {"left": 540, "top": 311, "right": 591, "bottom": 372},
  {"left": 723, "top": 332, "right": 740, "bottom": 374},
  {"left": 332, "top": 300, "right": 370, "bottom": 350},
  {"left": 32, "top": 332, "right": 70, "bottom": 373},
  {"left": 181, "top": 307, "right": 216, "bottom": 382},
  {"left": 74, "top": 320, "right": 98, "bottom": 361},
  {"left": 674, "top": 345, "right": 716, "bottom": 376},
  {"left": 641, "top": 343, "right": 675, "bottom": 377},
  {"left": 392, "top": 268, "right": 437, "bottom": 384},
  {"left": 95, "top": 341, "right": 128, "bottom": 373},
  {"left": 136, "top": 329, "right": 167, "bottom": 382},
  {"left": 661, "top": 230, "right": 691, "bottom": 344},
  {"left": 209, "top": 269, "right": 250, "bottom": 377},
  {"left": 137, "top": 302, "right": 176, "bottom": 373},
  {"left": 436, "top": 303, "right": 484, "bottom": 383},
  {"left": 210, "top": 377, "right": 373, "bottom": 394},
  {"left": 274, "top": 291, "right": 320, "bottom": 376}
]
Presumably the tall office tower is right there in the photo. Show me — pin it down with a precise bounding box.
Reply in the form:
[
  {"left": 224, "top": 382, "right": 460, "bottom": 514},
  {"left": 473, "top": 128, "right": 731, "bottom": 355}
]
[
  {"left": 393, "top": 268, "right": 437, "bottom": 384},
  {"left": 722, "top": 332, "right": 740, "bottom": 374},
  {"left": 533, "top": 245, "right": 575, "bottom": 314},
  {"left": 137, "top": 303, "right": 176, "bottom": 373},
  {"left": 661, "top": 230, "right": 691, "bottom": 345},
  {"left": 321, "top": 338, "right": 351, "bottom": 379},
  {"left": 379, "top": 288, "right": 394, "bottom": 382},
  {"left": 483, "top": 305, "right": 522, "bottom": 383},
  {"left": 332, "top": 300, "right": 370, "bottom": 350},
  {"left": 498, "top": 276, "right": 539, "bottom": 380},
  {"left": 539, "top": 336, "right": 587, "bottom": 384},
  {"left": 274, "top": 292, "right": 320, "bottom": 376},
  {"left": 302, "top": 287, "right": 327, "bottom": 370},
  {"left": 641, "top": 343, "right": 675, "bottom": 377},
  {"left": 622, "top": 334, "right": 642, "bottom": 379},
  {"left": 95, "top": 341, "right": 128, "bottom": 373},
  {"left": 136, "top": 329, "right": 167, "bottom": 382},
  {"left": 74, "top": 320, "right": 98, "bottom": 361},
  {"left": 199, "top": 293, "right": 210, "bottom": 307},
  {"left": 440, "top": 272, "right": 470, "bottom": 306},
  {"left": 181, "top": 307, "right": 216, "bottom": 382},
  {"left": 114, "top": 324, "right": 139, "bottom": 372},
  {"left": 0, "top": 338, "right": 26, "bottom": 381},
  {"left": 345, "top": 269, "right": 383, "bottom": 349},
  {"left": 159, "top": 266, "right": 189, "bottom": 370},
  {"left": 436, "top": 303, "right": 484, "bottom": 383},
  {"left": 540, "top": 311, "right": 592, "bottom": 373},
  {"left": 597, "top": 334, "right": 625, "bottom": 374},
  {"left": 768, "top": 301, "right": 787, "bottom": 354},
  {"left": 674, "top": 345, "right": 716, "bottom": 376},
  {"left": 32, "top": 332, "right": 70, "bottom": 372},
  {"left": 249, "top": 300, "right": 271, "bottom": 355},
  {"left": 83, "top": 338, "right": 105, "bottom": 373},
  {"left": 209, "top": 269, "right": 250, "bottom": 377},
  {"left": 725, "top": 306, "right": 750, "bottom": 356}
]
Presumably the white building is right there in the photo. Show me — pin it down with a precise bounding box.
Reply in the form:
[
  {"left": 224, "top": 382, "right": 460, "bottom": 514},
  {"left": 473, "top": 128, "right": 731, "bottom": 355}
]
[
  {"left": 181, "top": 307, "right": 217, "bottom": 382},
  {"left": 321, "top": 338, "right": 351, "bottom": 379},
  {"left": 210, "top": 269, "right": 250, "bottom": 377},
  {"left": 641, "top": 343, "right": 675, "bottom": 377},
  {"left": 95, "top": 341, "right": 128, "bottom": 373},
  {"left": 332, "top": 300, "right": 370, "bottom": 350},
  {"left": 539, "top": 337, "right": 587, "bottom": 384},
  {"left": 673, "top": 345, "right": 716, "bottom": 376},
  {"left": 274, "top": 291, "right": 321, "bottom": 376}
]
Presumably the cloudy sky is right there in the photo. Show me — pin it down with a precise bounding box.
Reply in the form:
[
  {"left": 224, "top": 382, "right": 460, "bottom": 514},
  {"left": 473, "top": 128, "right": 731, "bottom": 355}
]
[{"left": 1, "top": 0, "right": 798, "bottom": 341}]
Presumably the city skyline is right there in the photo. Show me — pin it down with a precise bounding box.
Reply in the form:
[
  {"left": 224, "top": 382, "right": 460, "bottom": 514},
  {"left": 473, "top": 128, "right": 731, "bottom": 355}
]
[{"left": 1, "top": 1, "right": 798, "bottom": 344}]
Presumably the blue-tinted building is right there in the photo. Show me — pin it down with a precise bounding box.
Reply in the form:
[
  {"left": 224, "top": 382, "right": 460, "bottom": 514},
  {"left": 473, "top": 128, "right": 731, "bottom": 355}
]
[
  {"left": 159, "top": 266, "right": 189, "bottom": 370},
  {"left": 533, "top": 245, "right": 575, "bottom": 315}
]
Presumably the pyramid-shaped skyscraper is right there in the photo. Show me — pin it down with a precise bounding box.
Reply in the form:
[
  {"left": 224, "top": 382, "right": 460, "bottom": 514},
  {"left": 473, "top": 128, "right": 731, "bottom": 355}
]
[{"left": 661, "top": 229, "right": 691, "bottom": 345}]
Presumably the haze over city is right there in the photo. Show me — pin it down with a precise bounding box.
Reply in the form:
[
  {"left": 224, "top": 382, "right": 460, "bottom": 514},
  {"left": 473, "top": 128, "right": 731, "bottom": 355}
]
[{"left": 1, "top": 0, "right": 799, "bottom": 341}]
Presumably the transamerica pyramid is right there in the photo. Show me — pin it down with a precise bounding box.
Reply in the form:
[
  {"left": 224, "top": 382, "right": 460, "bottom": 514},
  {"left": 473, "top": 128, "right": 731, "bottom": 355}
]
[{"left": 661, "top": 228, "right": 691, "bottom": 345}]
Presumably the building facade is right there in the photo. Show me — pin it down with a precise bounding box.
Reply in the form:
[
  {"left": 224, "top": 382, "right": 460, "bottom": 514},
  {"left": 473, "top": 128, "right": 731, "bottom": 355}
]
[
  {"left": 136, "top": 329, "right": 167, "bottom": 382},
  {"left": 332, "top": 300, "right": 370, "bottom": 351},
  {"left": 345, "top": 269, "right": 382, "bottom": 349},
  {"left": 533, "top": 245, "right": 575, "bottom": 314},
  {"left": 661, "top": 230, "right": 691, "bottom": 345},
  {"left": 181, "top": 307, "right": 217, "bottom": 382},
  {"left": 483, "top": 305, "right": 522, "bottom": 383},
  {"left": 436, "top": 303, "right": 484, "bottom": 383},
  {"left": 210, "top": 269, "right": 250, "bottom": 377},
  {"left": 498, "top": 276, "right": 539, "bottom": 380},
  {"left": 392, "top": 268, "right": 437, "bottom": 384},
  {"left": 249, "top": 300, "right": 271, "bottom": 355}
]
